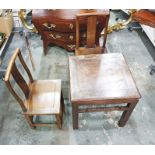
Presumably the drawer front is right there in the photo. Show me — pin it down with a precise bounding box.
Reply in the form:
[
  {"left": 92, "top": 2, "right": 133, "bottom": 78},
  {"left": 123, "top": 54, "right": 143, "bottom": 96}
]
[
  {"left": 34, "top": 18, "right": 104, "bottom": 33},
  {"left": 41, "top": 31, "right": 88, "bottom": 51},
  {"left": 42, "top": 31, "right": 87, "bottom": 43},
  {"left": 37, "top": 19, "right": 77, "bottom": 32},
  {"left": 41, "top": 31, "right": 101, "bottom": 51}
]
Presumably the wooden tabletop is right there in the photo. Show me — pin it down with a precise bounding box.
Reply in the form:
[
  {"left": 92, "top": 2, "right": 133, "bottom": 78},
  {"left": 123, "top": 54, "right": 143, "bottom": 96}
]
[{"left": 69, "top": 53, "right": 141, "bottom": 102}]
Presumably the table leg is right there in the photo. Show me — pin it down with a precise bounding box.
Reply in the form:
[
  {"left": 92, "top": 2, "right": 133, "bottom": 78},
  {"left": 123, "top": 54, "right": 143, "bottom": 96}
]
[
  {"left": 118, "top": 101, "right": 138, "bottom": 127},
  {"left": 72, "top": 103, "right": 79, "bottom": 129}
]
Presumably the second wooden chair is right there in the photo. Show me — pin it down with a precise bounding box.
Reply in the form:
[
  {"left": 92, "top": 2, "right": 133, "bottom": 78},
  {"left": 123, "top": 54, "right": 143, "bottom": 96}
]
[
  {"left": 4, "top": 48, "right": 64, "bottom": 129},
  {"left": 75, "top": 12, "right": 109, "bottom": 56}
]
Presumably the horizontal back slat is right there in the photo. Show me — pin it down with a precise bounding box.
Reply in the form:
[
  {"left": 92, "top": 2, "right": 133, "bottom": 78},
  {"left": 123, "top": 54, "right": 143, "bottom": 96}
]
[
  {"left": 4, "top": 48, "right": 34, "bottom": 112},
  {"left": 11, "top": 63, "right": 30, "bottom": 99}
]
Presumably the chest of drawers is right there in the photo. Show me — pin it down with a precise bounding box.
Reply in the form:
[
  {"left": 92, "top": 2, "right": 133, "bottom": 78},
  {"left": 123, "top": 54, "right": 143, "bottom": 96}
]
[{"left": 32, "top": 9, "right": 109, "bottom": 54}]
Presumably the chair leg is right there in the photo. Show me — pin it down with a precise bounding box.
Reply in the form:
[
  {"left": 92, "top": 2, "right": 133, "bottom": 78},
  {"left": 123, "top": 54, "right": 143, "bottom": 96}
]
[
  {"left": 60, "top": 104, "right": 64, "bottom": 125},
  {"left": 55, "top": 114, "right": 62, "bottom": 129},
  {"left": 24, "top": 114, "right": 35, "bottom": 129},
  {"left": 61, "top": 93, "right": 65, "bottom": 113}
]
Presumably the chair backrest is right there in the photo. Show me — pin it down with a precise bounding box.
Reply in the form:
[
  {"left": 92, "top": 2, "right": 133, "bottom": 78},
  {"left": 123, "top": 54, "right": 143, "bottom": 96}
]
[
  {"left": 4, "top": 48, "right": 34, "bottom": 112},
  {"left": 76, "top": 12, "right": 109, "bottom": 51}
]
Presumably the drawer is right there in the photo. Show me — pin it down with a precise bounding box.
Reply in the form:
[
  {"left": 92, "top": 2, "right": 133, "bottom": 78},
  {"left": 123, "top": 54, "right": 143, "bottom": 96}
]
[
  {"left": 38, "top": 19, "right": 104, "bottom": 33},
  {"left": 37, "top": 19, "right": 78, "bottom": 33},
  {"left": 48, "top": 41, "right": 86, "bottom": 51},
  {"left": 33, "top": 15, "right": 105, "bottom": 33},
  {"left": 41, "top": 31, "right": 87, "bottom": 43}
]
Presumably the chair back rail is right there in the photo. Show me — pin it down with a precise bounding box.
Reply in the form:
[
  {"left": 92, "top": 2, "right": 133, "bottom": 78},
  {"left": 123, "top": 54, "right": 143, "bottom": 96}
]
[
  {"left": 76, "top": 13, "right": 109, "bottom": 51},
  {"left": 102, "top": 15, "right": 109, "bottom": 49},
  {"left": 4, "top": 48, "right": 34, "bottom": 112},
  {"left": 11, "top": 63, "right": 30, "bottom": 98},
  {"left": 87, "top": 16, "right": 97, "bottom": 48}
]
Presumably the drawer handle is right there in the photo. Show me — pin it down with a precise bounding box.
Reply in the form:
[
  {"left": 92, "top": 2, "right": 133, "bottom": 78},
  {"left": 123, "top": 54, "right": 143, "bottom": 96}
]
[
  {"left": 67, "top": 44, "right": 76, "bottom": 50},
  {"left": 69, "top": 35, "right": 74, "bottom": 40},
  {"left": 49, "top": 34, "right": 61, "bottom": 39},
  {"left": 69, "top": 23, "right": 74, "bottom": 29},
  {"left": 43, "top": 23, "right": 56, "bottom": 29},
  {"left": 82, "top": 33, "right": 86, "bottom": 38}
]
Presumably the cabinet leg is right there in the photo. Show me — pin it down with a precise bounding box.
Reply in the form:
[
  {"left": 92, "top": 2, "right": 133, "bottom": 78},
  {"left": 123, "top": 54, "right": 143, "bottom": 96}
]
[{"left": 43, "top": 41, "right": 48, "bottom": 55}]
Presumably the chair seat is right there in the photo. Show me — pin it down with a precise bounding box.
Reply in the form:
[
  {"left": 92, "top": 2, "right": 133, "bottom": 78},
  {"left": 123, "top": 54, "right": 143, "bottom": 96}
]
[
  {"left": 75, "top": 46, "right": 104, "bottom": 56},
  {"left": 25, "top": 79, "right": 61, "bottom": 115}
]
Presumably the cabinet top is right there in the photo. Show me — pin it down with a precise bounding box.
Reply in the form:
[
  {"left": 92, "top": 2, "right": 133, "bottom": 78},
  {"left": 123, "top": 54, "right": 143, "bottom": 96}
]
[{"left": 32, "top": 9, "right": 109, "bottom": 21}]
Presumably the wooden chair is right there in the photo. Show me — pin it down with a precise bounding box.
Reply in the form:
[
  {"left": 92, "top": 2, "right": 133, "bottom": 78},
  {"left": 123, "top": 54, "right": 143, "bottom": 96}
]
[
  {"left": 75, "top": 12, "right": 109, "bottom": 56},
  {"left": 4, "top": 48, "right": 64, "bottom": 129}
]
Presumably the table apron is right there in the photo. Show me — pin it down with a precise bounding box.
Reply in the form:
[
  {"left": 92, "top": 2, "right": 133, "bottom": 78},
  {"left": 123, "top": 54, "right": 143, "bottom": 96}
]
[{"left": 71, "top": 98, "right": 139, "bottom": 105}]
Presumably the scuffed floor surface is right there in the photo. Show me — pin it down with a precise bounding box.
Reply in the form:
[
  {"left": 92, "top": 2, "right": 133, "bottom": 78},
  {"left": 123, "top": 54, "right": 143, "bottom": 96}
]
[{"left": 0, "top": 10, "right": 155, "bottom": 144}]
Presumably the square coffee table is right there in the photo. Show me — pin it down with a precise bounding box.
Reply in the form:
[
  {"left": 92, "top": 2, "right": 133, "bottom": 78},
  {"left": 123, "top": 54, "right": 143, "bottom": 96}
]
[{"left": 69, "top": 53, "right": 141, "bottom": 129}]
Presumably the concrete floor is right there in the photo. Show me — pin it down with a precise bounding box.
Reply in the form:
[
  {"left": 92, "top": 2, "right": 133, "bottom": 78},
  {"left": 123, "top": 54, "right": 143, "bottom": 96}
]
[{"left": 0, "top": 10, "right": 155, "bottom": 144}]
